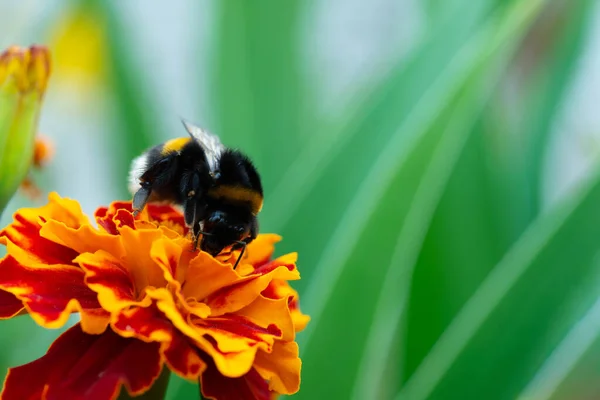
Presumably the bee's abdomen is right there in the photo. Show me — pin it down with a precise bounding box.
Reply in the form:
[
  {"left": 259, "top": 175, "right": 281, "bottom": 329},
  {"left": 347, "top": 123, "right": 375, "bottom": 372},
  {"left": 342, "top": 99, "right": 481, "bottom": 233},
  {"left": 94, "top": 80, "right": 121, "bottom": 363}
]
[
  {"left": 207, "top": 185, "right": 263, "bottom": 215},
  {"left": 161, "top": 137, "right": 192, "bottom": 155}
]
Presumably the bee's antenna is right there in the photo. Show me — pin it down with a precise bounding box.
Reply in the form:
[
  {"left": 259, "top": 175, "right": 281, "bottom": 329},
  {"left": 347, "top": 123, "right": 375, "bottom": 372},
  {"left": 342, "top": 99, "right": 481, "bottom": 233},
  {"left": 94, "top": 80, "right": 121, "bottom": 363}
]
[
  {"left": 233, "top": 240, "right": 247, "bottom": 270},
  {"left": 194, "top": 230, "right": 212, "bottom": 251}
]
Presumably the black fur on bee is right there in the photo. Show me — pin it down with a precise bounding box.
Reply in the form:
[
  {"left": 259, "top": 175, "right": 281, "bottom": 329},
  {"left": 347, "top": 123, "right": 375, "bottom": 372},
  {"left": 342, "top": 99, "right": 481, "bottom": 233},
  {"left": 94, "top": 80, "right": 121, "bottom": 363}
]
[{"left": 129, "top": 120, "right": 263, "bottom": 268}]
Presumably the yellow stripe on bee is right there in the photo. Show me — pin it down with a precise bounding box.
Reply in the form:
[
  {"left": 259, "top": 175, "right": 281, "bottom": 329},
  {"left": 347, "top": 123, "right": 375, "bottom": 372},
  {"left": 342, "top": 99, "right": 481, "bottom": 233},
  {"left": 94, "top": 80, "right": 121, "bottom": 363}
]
[
  {"left": 208, "top": 185, "right": 263, "bottom": 215},
  {"left": 161, "top": 137, "right": 191, "bottom": 155}
]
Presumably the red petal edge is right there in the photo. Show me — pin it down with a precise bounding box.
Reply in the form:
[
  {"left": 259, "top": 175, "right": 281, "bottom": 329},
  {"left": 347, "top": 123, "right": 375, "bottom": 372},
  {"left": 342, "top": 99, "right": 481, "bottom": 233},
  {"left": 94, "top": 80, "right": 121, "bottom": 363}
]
[
  {"left": 1, "top": 324, "right": 163, "bottom": 400},
  {"left": 200, "top": 355, "right": 271, "bottom": 400},
  {"left": 113, "top": 304, "right": 206, "bottom": 380},
  {"left": 0, "top": 256, "right": 103, "bottom": 323},
  {"left": 0, "top": 289, "right": 23, "bottom": 318}
]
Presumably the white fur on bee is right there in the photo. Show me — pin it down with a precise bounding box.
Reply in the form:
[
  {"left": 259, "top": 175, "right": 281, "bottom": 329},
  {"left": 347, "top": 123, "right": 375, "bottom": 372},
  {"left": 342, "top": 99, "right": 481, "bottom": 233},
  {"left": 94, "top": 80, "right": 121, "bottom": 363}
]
[{"left": 128, "top": 154, "right": 147, "bottom": 194}]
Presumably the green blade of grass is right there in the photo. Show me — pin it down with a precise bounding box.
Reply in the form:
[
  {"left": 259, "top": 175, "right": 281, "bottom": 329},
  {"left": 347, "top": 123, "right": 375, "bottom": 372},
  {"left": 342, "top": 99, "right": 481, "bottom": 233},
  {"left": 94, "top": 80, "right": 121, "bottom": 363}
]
[
  {"left": 272, "top": 0, "right": 501, "bottom": 295},
  {"left": 518, "top": 291, "right": 600, "bottom": 400},
  {"left": 94, "top": 1, "right": 162, "bottom": 198},
  {"left": 396, "top": 161, "right": 600, "bottom": 400},
  {"left": 521, "top": 0, "right": 595, "bottom": 214},
  {"left": 209, "top": 0, "right": 308, "bottom": 191},
  {"left": 296, "top": 1, "right": 547, "bottom": 398},
  {"left": 543, "top": 298, "right": 600, "bottom": 400},
  {"left": 350, "top": 0, "right": 549, "bottom": 397},
  {"left": 403, "top": 0, "right": 595, "bottom": 386}
]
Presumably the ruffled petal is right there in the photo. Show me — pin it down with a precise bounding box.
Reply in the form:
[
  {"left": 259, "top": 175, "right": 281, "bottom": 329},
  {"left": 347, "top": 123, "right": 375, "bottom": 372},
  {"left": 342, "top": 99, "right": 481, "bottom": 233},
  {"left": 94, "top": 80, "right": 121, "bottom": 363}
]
[
  {"left": 262, "top": 279, "right": 310, "bottom": 333},
  {"left": 236, "top": 295, "right": 295, "bottom": 342},
  {"left": 0, "top": 193, "right": 86, "bottom": 266},
  {"left": 140, "top": 287, "right": 277, "bottom": 378},
  {"left": 189, "top": 315, "right": 283, "bottom": 378},
  {"left": 216, "top": 234, "right": 281, "bottom": 271},
  {"left": 40, "top": 220, "right": 124, "bottom": 259},
  {"left": 0, "top": 255, "right": 108, "bottom": 333},
  {"left": 0, "top": 288, "right": 23, "bottom": 318},
  {"left": 194, "top": 315, "right": 282, "bottom": 354},
  {"left": 207, "top": 254, "right": 300, "bottom": 316},
  {"left": 76, "top": 250, "right": 145, "bottom": 312},
  {"left": 1, "top": 324, "right": 163, "bottom": 400},
  {"left": 150, "top": 236, "right": 190, "bottom": 285},
  {"left": 253, "top": 341, "right": 301, "bottom": 395},
  {"left": 120, "top": 227, "right": 169, "bottom": 290},
  {"left": 243, "top": 233, "right": 281, "bottom": 267},
  {"left": 112, "top": 304, "right": 207, "bottom": 380},
  {"left": 182, "top": 252, "right": 246, "bottom": 301},
  {"left": 76, "top": 230, "right": 169, "bottom": 309},
  {"left": 95, "top": 202, "right": 187, "bottom": 237},
  {"left": 200, "top": 361, "right": 271, "bottom": 400}
]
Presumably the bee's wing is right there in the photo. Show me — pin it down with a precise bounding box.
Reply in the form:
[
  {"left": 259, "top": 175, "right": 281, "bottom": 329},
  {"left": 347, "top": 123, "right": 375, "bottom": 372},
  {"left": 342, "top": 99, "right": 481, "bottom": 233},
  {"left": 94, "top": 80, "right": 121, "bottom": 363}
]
[{"left": 181, "top": 119, "right": 225, "bottom": 171}]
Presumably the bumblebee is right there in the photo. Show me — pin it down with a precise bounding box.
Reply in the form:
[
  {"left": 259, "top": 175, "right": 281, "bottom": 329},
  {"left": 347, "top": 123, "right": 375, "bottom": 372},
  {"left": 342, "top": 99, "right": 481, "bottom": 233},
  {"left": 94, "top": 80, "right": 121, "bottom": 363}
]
[{"left": 128, "top": 120, "right": 263, "bottom": 266}]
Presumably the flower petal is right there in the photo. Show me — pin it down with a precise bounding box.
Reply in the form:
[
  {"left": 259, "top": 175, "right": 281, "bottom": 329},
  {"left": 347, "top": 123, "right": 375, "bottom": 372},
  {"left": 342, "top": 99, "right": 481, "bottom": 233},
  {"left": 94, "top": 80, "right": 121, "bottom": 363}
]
[
  {"left": 207, "top": 254, "right": 300, "bottom": 316},
  {"left": 236, "top": 295, "right": 295, "bottom": 342},
  {"left": 95, "top": 201, "right": 187, "bottom": 236},
  {"left": 144, "top": 203, "right": 187, "bottom": 233},
  {"left": 216, "top": 233, "right": 282, "bottom": 271},
  {"left": 1, "top": 324, "right": 163, "bottom": 400},
  {"left": 142, "top": 287, "right": 270, "bottom": 378},
  {"left": 200, "top": 361, "right": 271, "bottom": 400},
  {"left": 0, "top": 193, "right": 86, "bottom": 266},
  {"left": 0, "top": 288, "right": 23, "bottom": 318},
  {"left": 40, "top": 220, "right": 124, "bottom": 261},
  {"left": 243, "top": 233, "right": 281, "bottom": 267},
  {"left": 76, "top": 229, "right": 169, "bottom": 308},
  {"left": 253, "top": 341, "right": 301, "bottom": 395},
  {"left": 194, "top": 314, "right": 282, "bottom": 354},
  {"left": 182, "top": 252, "right": 246, "bottom": 301},
  {"left": 150, "top": 236, "right": 188, "bottom": 285},
  {"left": 120, "top": 227, "right": 168, "bottom": 290},
  {"left": 0, "top": 255, "right": 108, "bottom": 333},
  {"left": 262, "top": 279, "right": 310, "bottom": 333},
  {"left": 76, "top": 250, "right": 144, "bottom": 313},
  {"left": 112, "top": 304, "right": 207, "bottom": 380}
]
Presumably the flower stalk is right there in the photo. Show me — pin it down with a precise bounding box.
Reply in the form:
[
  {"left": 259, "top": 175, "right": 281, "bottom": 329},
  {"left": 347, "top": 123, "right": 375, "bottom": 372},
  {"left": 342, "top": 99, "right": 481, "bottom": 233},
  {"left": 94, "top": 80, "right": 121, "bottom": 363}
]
[{"left": 0, "top": 45, "right": 51, "bottom": 214}]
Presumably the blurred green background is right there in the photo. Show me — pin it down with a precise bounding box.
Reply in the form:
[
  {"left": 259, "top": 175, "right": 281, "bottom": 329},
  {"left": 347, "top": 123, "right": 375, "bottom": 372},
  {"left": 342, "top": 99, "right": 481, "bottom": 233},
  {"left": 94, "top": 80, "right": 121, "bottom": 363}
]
[{"left": 2, "top": 0, "right": 600, "bottom": 399}]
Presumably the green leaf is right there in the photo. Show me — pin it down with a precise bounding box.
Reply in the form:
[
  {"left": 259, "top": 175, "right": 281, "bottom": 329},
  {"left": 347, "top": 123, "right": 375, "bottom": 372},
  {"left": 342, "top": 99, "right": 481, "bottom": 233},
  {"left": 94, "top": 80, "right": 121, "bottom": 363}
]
[
  {"left": 296, "top": 1, "right": 548, "bottom": 399},
  {"left": 269, "top": 0, "right": 501, "bottom": 290},
  {"left": 519, "top": 291, "right": 600, "bottom": 400},
  {"left": 402, "top": 0, "right": 595, "bottom": 390},
  {"left": 94, "top": 0, "right": 163, "bottom": 199},
  {"left": 209, "top": 0, "right": 308, "bottom": 191},
  {"left": 520, "top": 0, "right": 595, "bottom": 215},
  {"left": 165, "top": 375, "right": 198, "bottom": 400},
  {"left": 396, "top": 162, "right": 600, "bottom": 400},
  {"left": 0, "top": 317, "right": 74, "bottom": 387}
]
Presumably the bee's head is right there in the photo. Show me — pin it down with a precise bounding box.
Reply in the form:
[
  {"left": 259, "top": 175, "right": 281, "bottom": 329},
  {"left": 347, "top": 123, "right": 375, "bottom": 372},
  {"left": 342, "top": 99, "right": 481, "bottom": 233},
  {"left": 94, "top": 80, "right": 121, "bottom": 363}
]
[{"left": 200, "top": 210, "right": 247, "bottom": 256}]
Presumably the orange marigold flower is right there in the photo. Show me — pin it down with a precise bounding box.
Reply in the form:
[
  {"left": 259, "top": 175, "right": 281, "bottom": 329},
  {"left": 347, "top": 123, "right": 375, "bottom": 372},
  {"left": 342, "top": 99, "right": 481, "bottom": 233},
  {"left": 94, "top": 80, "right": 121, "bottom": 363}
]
[{"left": 0, "top": 193, "right": 309, "bottom": 400}]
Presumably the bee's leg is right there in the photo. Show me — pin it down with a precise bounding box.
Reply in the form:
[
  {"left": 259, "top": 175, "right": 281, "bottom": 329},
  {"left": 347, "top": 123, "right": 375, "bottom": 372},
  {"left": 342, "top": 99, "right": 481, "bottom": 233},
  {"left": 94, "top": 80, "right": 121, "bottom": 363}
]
[
  {"left": 181, "top": 172, "right": 208, "bottom": 250},
  {"left": 233, "top": 241, "right": 247, "bottom": 270},
  {"left": 183, "top": 199, "right": 207, "bottom": 251},
  {"left": 134, "top": 156, "right": 177, "bottom": 216},
  {"left": 191, "top": 206, "right": 207, "bottom": 251},
  {"left": 231, "top": 216, "right": 258, "bottom": 268},
  {"left": 132, "top": 182, "right": 152, "bottom": 216},
  {"left": 247, "top": 214, "right": 258, "bottom": 244}
]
